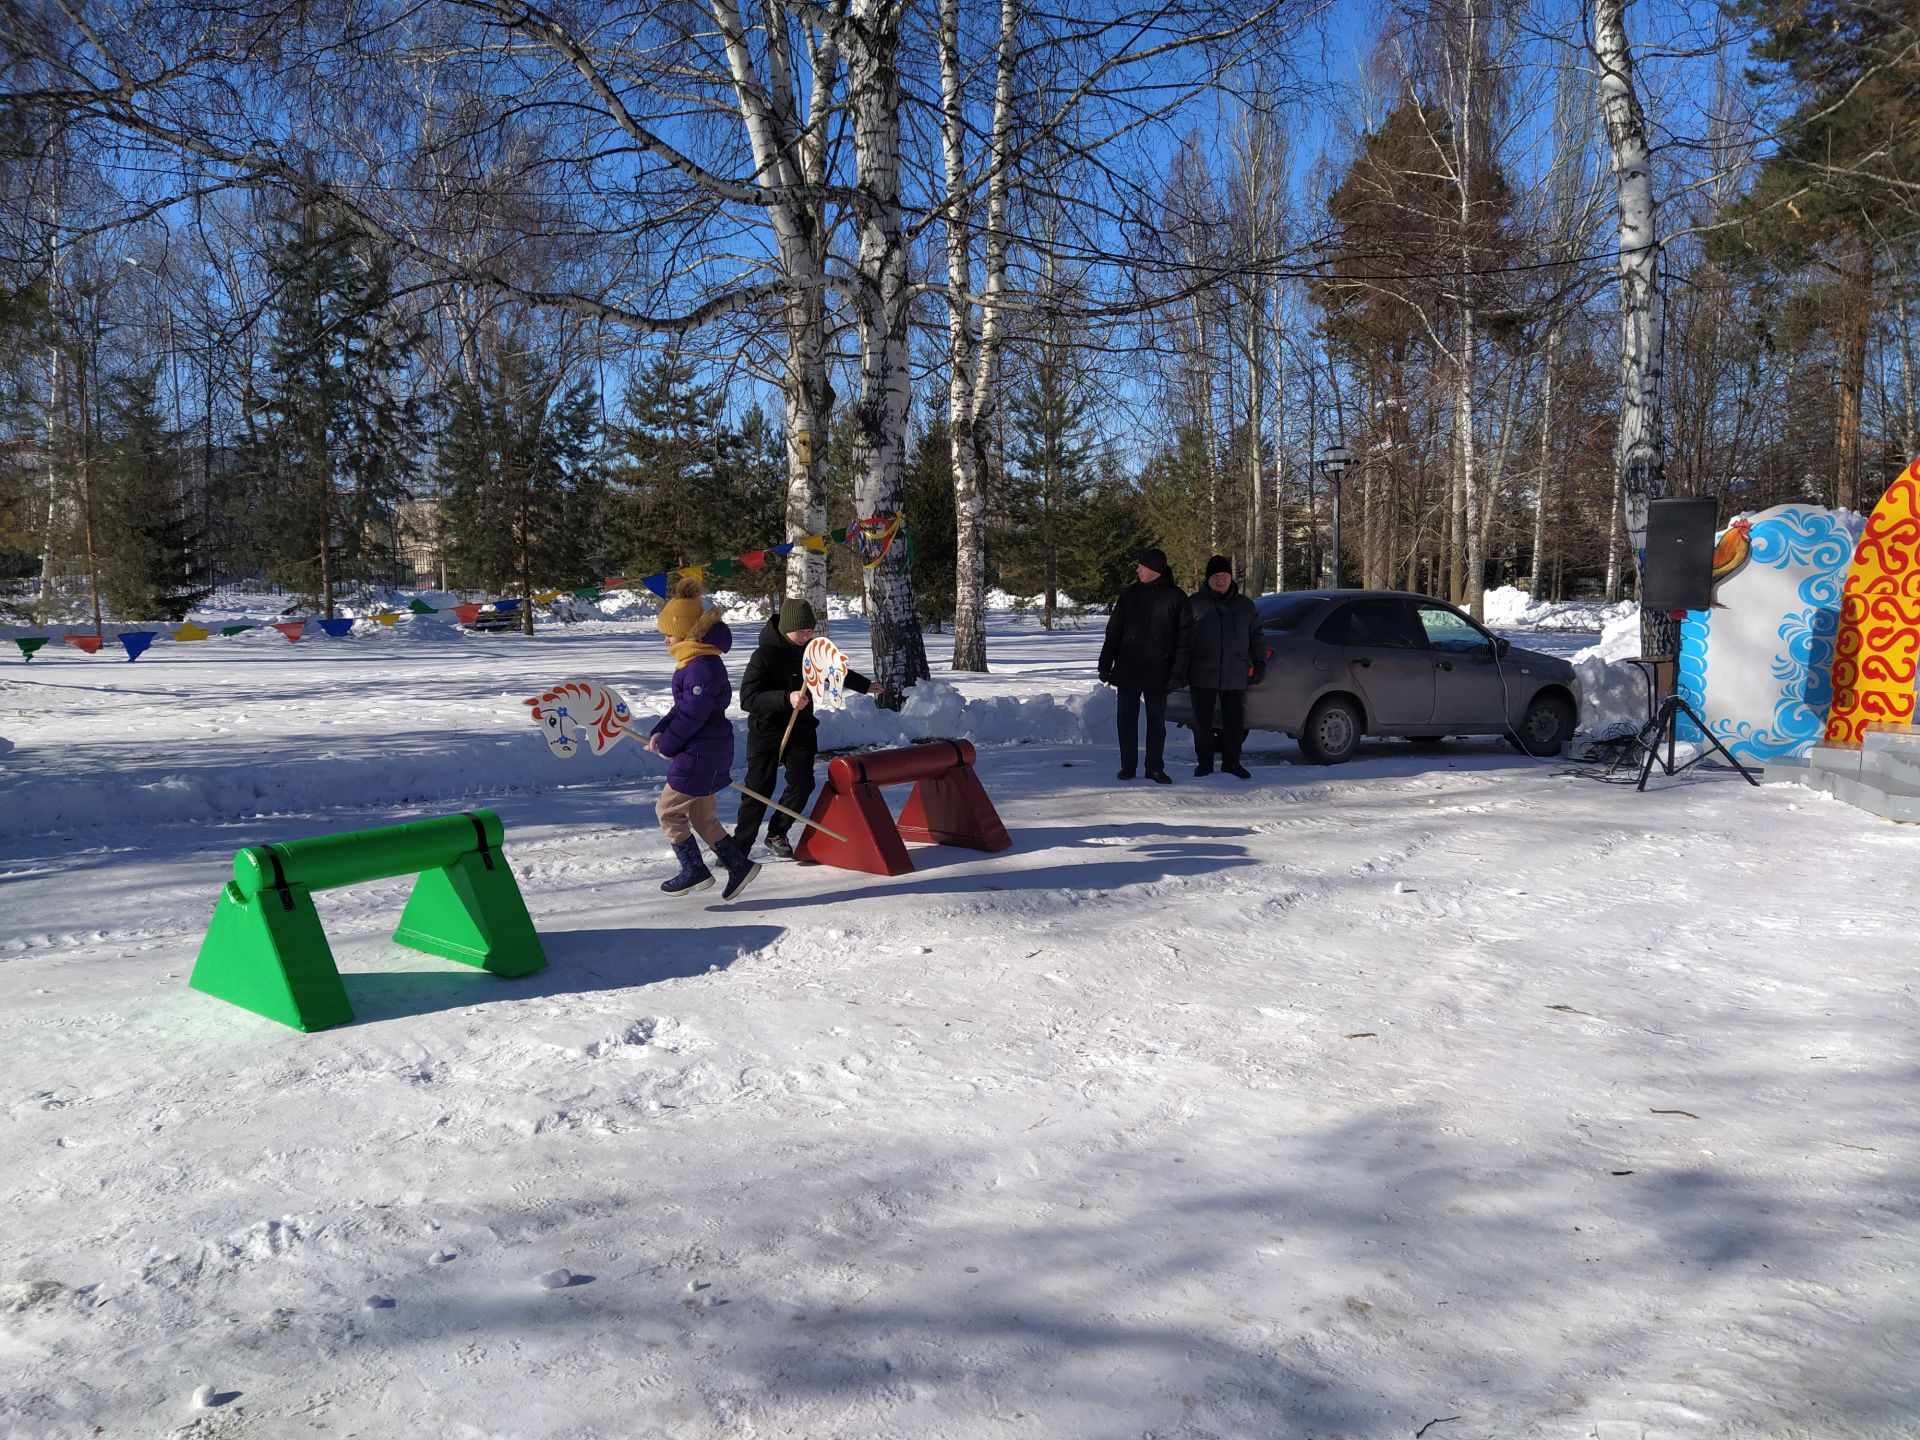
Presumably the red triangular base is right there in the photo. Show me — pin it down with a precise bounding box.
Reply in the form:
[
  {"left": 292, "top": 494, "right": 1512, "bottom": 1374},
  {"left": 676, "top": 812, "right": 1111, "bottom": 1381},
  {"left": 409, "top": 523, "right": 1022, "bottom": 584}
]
[
  {"left": 896, "top": 763, "right": 1011, "bottom": 852},
  {"left": 794, "top": 780, "right": 914, "bottom": 876}
]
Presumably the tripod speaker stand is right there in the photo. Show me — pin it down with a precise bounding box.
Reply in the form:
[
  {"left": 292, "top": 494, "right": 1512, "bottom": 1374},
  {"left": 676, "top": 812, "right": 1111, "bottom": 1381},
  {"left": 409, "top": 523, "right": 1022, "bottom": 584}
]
[{"left": 1620, "top": 660, "right": 1758, "bottom": 794}]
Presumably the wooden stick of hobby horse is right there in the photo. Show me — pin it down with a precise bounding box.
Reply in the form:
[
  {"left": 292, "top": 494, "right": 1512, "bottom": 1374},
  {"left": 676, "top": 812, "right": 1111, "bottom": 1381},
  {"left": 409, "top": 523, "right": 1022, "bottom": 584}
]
[
  {"left": 776, "top": 705, "right": 801, "bottom": 762},
  {"left": 619, "top": 723, "right": 847, "bottom": 844}
]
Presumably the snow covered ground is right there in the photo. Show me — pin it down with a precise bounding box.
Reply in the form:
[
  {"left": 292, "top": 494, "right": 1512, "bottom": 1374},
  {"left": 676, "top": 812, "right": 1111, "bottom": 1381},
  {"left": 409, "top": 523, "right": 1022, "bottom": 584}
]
[{"left": 2, "top": 597, "right": 1916, "bottom": 1439}]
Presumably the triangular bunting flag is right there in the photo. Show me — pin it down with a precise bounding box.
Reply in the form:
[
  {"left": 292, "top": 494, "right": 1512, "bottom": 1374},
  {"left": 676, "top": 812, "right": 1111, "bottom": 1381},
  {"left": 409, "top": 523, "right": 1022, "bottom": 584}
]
[
  {"left": 64, "top": 634, "right": 103, "bottom": 654},
  {"left": 709, "top": 558, "right": 734, "bottom": 580},
  {"left": 830, "top": 527, "right": 848, "bottom": 544},
  {"left": 220, "top": 625, "right": 254, "bottom": 637},
  {"left": 536, "top": 589, "right": 561, "bottom": 604},
  {"left": 603, "top": 576, "right": 626, "bottom": 591},
  {"left": 494, "top": 598, "right": 520, "bottom": 613},
  {"left": 800, "top": 535, "right": 828, "bottom": 553},
  {"left": 572, "top": 586, "right": 601, "bottom": 599},
  {"left": 173, "top": 622, "right": 210, "bottom": 642},
  {"left": 772, "top": 543, "right": 796, "bottom": 558},
  {"left": 120, "top": 631, "right": 157, "bottom": 661},
  {"left": 272, "top": 622, "right": 305, "bottom": 643},
  {"left": 642, "top": 574, "right": 669, "bottom": 598},
  {"left": 318, "top": 618, "right": 354, "bottom": 638},
  {"left": 374, "top": 611, "right": 400, "bottom": 626},
  {"left": 15, "top": 637, "right": 48, "bottom": 661},
  {"left": 738, "top": 550, "right": 766, "bottom": 571},
  {"left": 453, "top": 604, "right": 481, "bottom": 624},
  {"left": 408, "top": 598, "right": 436, "bottom": 615},
  {"left": 676, "top": 566, "right": 702, "bottom": 581}
]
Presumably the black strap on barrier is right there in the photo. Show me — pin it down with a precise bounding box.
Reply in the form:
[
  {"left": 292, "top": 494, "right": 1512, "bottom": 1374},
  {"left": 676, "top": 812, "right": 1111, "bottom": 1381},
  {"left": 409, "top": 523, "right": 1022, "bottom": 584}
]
[
  {"left": 264, "top": 845, "right": 296, "bottom": 912},
  {"left": 464, "top": 812, "right": 497, "bottom": 871}
]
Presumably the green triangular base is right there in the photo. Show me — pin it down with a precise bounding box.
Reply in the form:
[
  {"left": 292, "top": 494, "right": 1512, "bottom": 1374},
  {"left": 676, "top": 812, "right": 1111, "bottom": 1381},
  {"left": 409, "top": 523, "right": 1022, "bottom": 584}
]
[
  {"left": 188, "top": 882, "right": 354, "bottom": 1032},
  {"left": 393, "top": 854, "right": 546, "bottom": 977}
]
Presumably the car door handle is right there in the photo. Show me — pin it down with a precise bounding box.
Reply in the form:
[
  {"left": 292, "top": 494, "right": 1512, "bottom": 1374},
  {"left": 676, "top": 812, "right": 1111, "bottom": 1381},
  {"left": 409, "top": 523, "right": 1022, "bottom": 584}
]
[
  {"left": 1434, "top": 660, "right": 1454, "bottom": 671},
  {"left": 1354, "top": 657, "right": 1372, "bottom": 668}
]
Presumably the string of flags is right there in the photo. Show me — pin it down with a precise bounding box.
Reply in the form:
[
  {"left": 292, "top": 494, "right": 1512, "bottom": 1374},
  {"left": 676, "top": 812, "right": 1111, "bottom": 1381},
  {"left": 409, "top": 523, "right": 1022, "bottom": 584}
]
[{"left": 10, "top": 513, "right": 909, "bottom": 662}]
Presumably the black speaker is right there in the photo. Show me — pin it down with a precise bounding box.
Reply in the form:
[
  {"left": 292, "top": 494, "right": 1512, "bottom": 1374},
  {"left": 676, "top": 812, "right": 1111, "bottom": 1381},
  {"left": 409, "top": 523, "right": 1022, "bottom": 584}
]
[{"left": 1642, "top": 496, "right": 1720, "bottom": 612}]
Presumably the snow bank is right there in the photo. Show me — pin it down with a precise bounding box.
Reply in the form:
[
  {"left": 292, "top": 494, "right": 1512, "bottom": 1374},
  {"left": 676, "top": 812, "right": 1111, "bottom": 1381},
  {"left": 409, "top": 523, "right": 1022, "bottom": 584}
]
[
  {"left": 1482, "top": 585, "right": 1636, "bottom": 633},
  {"left": 0, "top": 682, "right": 1108, "bottom": 839},
  {"left": 1572, "top": 610, "right": 1652, "bottom": 739}
]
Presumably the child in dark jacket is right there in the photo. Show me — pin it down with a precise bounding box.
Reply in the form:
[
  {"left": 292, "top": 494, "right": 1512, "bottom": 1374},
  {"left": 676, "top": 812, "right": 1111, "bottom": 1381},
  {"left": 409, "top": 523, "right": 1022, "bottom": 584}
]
[
  {"left": 647, "top": 577, "right": 759, "bottom": 900},
  {"left": 733, "top": 597, "right": 879, "bottom": 858}
]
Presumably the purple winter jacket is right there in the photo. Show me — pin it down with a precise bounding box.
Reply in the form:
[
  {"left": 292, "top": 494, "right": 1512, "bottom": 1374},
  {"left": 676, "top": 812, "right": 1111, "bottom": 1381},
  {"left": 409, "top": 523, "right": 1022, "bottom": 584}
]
[{"left": 649, "top": 620, "right": 736, "bottom": 796}]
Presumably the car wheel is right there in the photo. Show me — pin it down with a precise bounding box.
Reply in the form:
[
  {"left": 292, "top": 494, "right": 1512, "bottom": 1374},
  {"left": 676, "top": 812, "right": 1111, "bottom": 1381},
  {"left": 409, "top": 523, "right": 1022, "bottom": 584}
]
[
  {"left": 1515, "top": 694, "right": 1574, "bottom": 757},
  {"left": 1300, "top": 696, "right": 1362, "bottom": 765}
]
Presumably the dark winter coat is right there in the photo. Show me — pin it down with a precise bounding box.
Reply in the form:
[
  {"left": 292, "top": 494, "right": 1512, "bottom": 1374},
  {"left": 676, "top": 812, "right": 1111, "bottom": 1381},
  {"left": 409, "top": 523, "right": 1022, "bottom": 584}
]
[
  {"left": 1187, "top": 581, "right": 1263, "bottom": 692},
  {"left": 738, "top": 617, "right": 872, "bottom": 751},
  {"left": 650, "top": 620, "right": 737, "bottom": 796},
  {"left": 1099, "top": 574, "right": 1195, "bottom": 692}
]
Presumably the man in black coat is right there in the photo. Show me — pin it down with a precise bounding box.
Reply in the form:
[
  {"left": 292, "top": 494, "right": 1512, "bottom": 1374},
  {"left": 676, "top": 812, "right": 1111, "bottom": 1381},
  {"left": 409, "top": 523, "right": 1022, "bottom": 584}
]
[
  {"left": 1187, "top": 554, "right": 1263, "bottom": 779},
  {"left": 733, "top": 597, "right": 878, "bottom": 858},
  {"left": 1097, "top": 547, "right": 1194, "bottom": 783}
]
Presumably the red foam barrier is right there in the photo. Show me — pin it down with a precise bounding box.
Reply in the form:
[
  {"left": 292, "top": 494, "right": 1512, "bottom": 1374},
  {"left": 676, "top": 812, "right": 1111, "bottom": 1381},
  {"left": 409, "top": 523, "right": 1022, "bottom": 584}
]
[{"left": 794, "top": 740, "right": 1012, "bottom": 877}]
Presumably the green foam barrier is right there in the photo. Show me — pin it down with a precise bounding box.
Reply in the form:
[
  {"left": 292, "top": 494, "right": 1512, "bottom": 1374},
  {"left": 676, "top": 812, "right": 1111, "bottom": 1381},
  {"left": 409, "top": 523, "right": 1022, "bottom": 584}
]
[{"left": 190, "top": 810, "right": 546, "bottom": 1032}]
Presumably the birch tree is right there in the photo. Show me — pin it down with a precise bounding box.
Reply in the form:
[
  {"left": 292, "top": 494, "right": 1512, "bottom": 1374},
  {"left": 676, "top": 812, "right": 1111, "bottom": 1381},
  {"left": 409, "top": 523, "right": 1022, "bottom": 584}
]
[{"left": 1595, "top": 0, "right": 1673, "bottom": 656}]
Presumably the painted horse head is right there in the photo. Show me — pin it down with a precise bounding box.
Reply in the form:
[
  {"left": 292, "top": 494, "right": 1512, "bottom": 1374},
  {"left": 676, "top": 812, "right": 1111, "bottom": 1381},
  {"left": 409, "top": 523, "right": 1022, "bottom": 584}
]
[{"left": 525, "top": 678, "right": 634, "bottom": 759}]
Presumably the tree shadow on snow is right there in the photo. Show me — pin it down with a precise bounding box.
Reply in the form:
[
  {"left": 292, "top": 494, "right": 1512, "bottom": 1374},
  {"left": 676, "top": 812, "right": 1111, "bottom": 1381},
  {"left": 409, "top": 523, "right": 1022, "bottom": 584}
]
[{"left": 338, "top": 923, "right": 784, "bottom": 1022}]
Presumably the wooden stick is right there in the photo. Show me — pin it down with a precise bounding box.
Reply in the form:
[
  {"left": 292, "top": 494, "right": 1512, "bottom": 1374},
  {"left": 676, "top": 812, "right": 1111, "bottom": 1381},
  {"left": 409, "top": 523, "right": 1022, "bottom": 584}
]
[
  {"left": 777, "top": 705, "right": 801, "bottom": 761},
  {"left": 619, "top": 721, "right": 846, "bottom": 844},
  {"left": 728, "top": 780, "right": 847, "bottom": 843}
]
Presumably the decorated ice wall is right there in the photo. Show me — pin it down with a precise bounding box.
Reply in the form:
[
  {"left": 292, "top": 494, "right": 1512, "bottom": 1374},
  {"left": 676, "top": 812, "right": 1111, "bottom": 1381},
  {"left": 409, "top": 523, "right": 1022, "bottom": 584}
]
[{"left": 1676, "top": 504, "right": 1865, "bottom": 762}]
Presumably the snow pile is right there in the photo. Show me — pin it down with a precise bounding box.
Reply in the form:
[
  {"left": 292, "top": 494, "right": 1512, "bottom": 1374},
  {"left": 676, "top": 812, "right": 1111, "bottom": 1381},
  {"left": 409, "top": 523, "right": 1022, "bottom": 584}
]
[
  {"left": 1572, "top": 609, "right": 1652, "bottom": 738},
  {"left": 986, "top": 587, "right": 1086, "bottom": 615},
  {"left": 1482, "top": 585, "right": 1636, "bottom": 633},
  {"left": 0, "top": 681, "right": 1106, "bottom": 839}
]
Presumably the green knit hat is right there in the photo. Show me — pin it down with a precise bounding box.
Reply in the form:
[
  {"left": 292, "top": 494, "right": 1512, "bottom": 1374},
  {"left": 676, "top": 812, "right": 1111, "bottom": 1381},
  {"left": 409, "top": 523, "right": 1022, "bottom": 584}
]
[{"left": 778, "top": 597, "right": 817, "bottom": 632}]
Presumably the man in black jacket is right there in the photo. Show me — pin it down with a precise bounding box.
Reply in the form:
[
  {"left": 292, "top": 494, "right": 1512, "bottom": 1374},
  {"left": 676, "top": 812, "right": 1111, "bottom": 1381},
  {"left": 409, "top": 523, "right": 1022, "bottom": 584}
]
[
  {"left": 1097, "top": 547, "right": 1194, "bottom": 783},
  {"left": 1187, "top": 554, "right": 1263, "bottom": 779},
  {"left": 733, "top": 597, "right": 879, "bottom": 857}
]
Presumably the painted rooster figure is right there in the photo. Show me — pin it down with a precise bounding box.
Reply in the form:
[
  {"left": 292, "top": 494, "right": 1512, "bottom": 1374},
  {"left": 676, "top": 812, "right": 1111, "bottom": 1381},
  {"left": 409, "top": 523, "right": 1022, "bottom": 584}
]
[{"left": 1710, "top": 517, "right": 1754, "bottom": 599}]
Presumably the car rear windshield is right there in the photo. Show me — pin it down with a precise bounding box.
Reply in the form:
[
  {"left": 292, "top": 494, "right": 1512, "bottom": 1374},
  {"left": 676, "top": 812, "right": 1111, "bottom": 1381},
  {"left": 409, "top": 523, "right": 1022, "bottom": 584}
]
[{"left": 1258, "top": 597, "right": 1319, "bottom": 633}]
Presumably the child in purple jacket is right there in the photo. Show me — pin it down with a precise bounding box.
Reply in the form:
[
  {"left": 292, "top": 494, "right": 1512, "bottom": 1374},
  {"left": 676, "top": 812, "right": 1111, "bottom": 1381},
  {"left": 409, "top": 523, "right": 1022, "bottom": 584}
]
[{"left": 646, "top": 577, "right": 760, "bottom": 900}]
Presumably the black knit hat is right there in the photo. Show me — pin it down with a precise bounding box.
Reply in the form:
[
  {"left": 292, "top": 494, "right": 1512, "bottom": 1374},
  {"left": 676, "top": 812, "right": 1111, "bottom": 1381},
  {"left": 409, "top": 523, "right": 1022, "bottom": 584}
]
[
  {"left": 1138, "top": 547, "right": 1170, "bottom": 577},
  {"left": 778, "top": 597, "right": 817, "bottom": 632},
  {"left": 1205, "top": 554, "right": 1233, "bottom": 578}
]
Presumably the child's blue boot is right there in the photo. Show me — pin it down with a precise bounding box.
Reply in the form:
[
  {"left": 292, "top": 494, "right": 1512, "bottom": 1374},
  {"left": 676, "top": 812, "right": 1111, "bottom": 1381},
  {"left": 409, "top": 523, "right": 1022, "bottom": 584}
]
[
  {"left": 711, "top": 835, "right": 761, "bottom": 901},
  {"left": 661, "top": 837, "right": 714, "bottom": 895}
]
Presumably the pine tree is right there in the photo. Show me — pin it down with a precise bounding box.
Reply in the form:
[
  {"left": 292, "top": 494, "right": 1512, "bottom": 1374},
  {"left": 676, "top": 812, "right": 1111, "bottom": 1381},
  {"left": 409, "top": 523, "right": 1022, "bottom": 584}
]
[
  {"left": 1712, "top": 0, "right": 1919, "bottom": 510},
  {"left": 1003, "top": 330, "right": 1097, "bottom": 628},
  {"left": 726, "top": 404, "right": 790, "bottom": 606},
  {"left": 435, "top": 349, "right": 603, "bottom": 633},
  {"left": 242, "top": 211, "right": 421, "bottom": 616},
  {"left": 903, "top": 419, "right": 958, "bottom": 630},
  {"left": 1065, "top": 468, "right": 1151, "bottom": 612},
  {"left": 97, "top": 370, "right": 211, "bottom": 620},
  {"left": 607, "top": 353, "right": 735, "bottom": 575}
]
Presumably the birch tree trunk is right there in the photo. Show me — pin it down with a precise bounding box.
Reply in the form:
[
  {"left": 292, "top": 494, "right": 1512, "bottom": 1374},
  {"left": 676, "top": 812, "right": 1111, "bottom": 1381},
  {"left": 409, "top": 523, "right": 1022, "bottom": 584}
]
[
  {"left": 1530, "top": 326, "right": 1559, "bottom": 594},
  {"left": 1272, "top": 283, "right": 1288, "bottom": 592},
  {"left": 941, "top": 0, "right": 1016, "bottom": 673},
  {"left": 848, "top": 1, "right": 929, "bottom": 696},
  {"left": 1596, "top": 0, "right": 1673, "bottom": 657},
  {"left": 713, "top": 0, "right": 835, "bottom": 619}
]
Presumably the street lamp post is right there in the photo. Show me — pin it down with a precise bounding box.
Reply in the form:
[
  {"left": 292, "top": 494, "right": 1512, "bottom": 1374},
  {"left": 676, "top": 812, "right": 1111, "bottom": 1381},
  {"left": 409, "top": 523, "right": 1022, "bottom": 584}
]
[{"left": 1319, "top": 445, "right": 1350, "bottom": 587}]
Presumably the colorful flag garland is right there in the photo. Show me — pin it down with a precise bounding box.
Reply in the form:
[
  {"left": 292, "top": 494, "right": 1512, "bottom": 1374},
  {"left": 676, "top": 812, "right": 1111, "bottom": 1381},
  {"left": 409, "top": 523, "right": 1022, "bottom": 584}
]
[{"left": 4, "top": 514, "right": 909, "bottom": 660}]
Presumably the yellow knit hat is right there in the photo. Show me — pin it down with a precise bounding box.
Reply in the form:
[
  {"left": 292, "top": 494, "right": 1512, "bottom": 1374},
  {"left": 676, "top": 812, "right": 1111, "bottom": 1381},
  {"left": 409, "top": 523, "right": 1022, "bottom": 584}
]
[{"left": 656, "top": 575, "right": 706, "bottom": 638}]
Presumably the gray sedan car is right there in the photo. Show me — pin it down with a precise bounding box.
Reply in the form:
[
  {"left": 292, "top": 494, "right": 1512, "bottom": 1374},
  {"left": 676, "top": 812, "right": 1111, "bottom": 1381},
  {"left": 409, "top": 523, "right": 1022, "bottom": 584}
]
[{"left": 1165, "top": 589, "right": 1581, "bottom": 764}]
